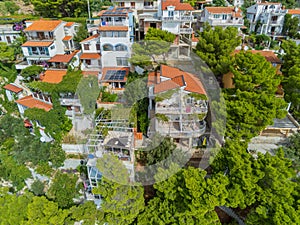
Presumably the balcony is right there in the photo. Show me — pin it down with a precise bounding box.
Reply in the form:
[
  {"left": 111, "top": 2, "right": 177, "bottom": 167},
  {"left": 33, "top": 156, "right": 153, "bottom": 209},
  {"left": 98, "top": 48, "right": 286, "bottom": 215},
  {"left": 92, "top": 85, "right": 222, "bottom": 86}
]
[
  {"left": 100, "top": 21, "right": 128, "bottom": 26},
  {"left": 157, "top": 120, "right": 206, "bottom": 138},
  {"left": 162, "top": 16, "right": 193, "bottom": 22},
  {"left": 26, "top": 35, "right": 55, "bottom": 41},
  {"left": 59, "top": 97, "right": 81, "bottom": 106},
  {"left": 179, "top": 28, "right": 193, "bottom": 34},
  {"left": 155, "top": 103, "right": 207, "bottom": 115}
]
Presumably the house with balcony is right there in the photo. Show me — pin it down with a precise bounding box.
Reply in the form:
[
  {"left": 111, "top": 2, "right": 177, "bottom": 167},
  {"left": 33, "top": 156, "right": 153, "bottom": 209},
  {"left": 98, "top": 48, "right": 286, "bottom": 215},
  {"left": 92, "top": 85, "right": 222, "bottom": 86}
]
[
  {"left": 0, "top": 24, "right": 21, "bottom": 45},
  {"left": 198, "top": 7, "right": 244, "bottom": 31},
  {"left": 158, "top": 0, "right": 194, "bottom": 58},
  {"left": 148, "top": 65, "right": 208, "bottom": 148},
  {"left": 79, "top": 34, "right": 101, "bottom": 72},
  {"left": 246, "top": 2, "right": 286, "bottom": 36},
  {"left": 17, "top": 20, "right": 78, "bottom": 70}
]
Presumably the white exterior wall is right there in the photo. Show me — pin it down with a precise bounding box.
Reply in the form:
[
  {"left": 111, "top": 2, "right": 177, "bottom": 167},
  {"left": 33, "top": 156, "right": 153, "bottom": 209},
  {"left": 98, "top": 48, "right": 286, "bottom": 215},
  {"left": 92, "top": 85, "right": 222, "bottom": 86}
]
[
  {"left": 16, "top": 103, "right": 26, "bottom": 115},
  {"left": 0, "top": 27, "right": 20, "bottom": 45},
  {"left": 81, "top": 39, "right": 100, "bottom": 53},
  {"left": 53, "top": 23, "right": 67, "bottom": 54},
  {"left": 101, "top": 51, "right": 130, "bottom": 67}
]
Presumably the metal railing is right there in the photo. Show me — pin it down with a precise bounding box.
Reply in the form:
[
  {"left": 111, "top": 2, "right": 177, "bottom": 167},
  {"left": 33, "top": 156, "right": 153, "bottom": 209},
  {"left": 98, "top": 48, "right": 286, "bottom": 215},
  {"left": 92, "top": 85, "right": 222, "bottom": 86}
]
[{"left": 179, "top": 28, "right": 193, "bottom": 34}]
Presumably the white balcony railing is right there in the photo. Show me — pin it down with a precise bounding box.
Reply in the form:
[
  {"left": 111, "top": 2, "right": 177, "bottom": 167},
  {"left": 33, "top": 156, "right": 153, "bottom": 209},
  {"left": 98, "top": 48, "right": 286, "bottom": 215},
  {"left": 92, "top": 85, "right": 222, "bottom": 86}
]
[
  {"left": 162, "top": 16, "right": 193, "bottom": 22},
  {"left": 59, "top": 98, "right": 81, "bottom": 106},
  {"left": 155, "top": 105, "right": 207, "bottom": 115},
  {"left": 179, "top": 28, "right": 193, "bottom": 34},
  {"left": 100, "top": 21, "right": 128, "bottom": 26}
]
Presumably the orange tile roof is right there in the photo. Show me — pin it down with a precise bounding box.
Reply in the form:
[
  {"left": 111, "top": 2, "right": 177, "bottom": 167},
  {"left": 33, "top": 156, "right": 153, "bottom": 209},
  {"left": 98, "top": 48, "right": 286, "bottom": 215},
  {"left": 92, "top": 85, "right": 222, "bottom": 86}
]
[
  {"left": 24, "top": 20, "right": 62, "bottom": 31},
  {"left": 40, "top": 69, "right": 67, "bottom": 84},
  {"left": 154, "top": 79, "right": 180, "bottom": 94},
  {"left": 80, "top": 53, "right": 101, "bottom": 59},
  {"left": 82, "top": 70, "right": 100, "bottom": 77},
  {"left": 62, "top": 36, "right": 73, "bottom": 41},
  {"left": 171, "top": 75, "right": 185, "bottom": 86},
  {"left": 101, "top": 67, "right": 130, "bottom": 81},
  {"left": 233, "top": 50, "right": 281, "bottom": 63},
  {"left": 65, "top": 22, "right": 75, "bottom": 27},
  {"left": 288, "top": 9, "right": 300, "bottom": 15},
  {"left": 22, "top": 41, "right": 53, "bottom": 47},
  {"left": 3, "top": 83, "right": 23, "bottom": 93},
  {"left": 99, "top": 26, "right": 128, "bottom": 31},
  {"left": 48, "top": 50, "right": 79, "bottom": 63},
  {"left": 16, "top": 95, "right": 52, "bottom": 111},
  {"left": 80, "top": 34, "right": 100, "bottom": 43},
  {"left": 205, "top": 6, "right": 243, "bottom": 17},
  {"left": 160, "top": 65, "right": 206, "bottom": 95},
  {"left": 162, "top": 0, "right": 194, "bottom": 11}
]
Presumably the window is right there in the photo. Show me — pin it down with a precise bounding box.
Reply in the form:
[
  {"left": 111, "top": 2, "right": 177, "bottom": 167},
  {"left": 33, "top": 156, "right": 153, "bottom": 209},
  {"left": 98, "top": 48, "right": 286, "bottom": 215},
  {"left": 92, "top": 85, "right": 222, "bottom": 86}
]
[
  {"left": 84, "top": 44, "right": 89, "bottom": 50},
  {"left": 115, "top": 44, "right": 127, "bottom": 51},
  {"left": 131, "top": 2, "right": 135, "bottom": 8},
  {"left": 118, "top": 32, "right": 127, "bottom": 37},
  {"left": 213, "top": 14, "right": 220, "bottom": 19},
  {"left": 222, "top": 14, "right": 227, "bottom": 20},
  {"left": 96, "top": 44, "right": 100, "bottom": 51},
  {"left": 103, "top": 44, "right": 113, "bottom": 51},
  {"left": 50, "top": 45, "right": 55, "bottom": 50},
  {"left": 13, "top": 36, "right": 16, "bottom": 40},
  {"left": 85, "top": 59, "right": 91, "bottom": 65},
  {"left": 6, "top": 36, "right": 11, "bottom": 44},
  {"left": 120, "top": 2, "right": 124, "bottom": 6},
  {"left": 168, "top": 11, "right": 174, "bottom": 17},
  {"left": 116, "top": 57, "right": 128, "bottom": 66}
]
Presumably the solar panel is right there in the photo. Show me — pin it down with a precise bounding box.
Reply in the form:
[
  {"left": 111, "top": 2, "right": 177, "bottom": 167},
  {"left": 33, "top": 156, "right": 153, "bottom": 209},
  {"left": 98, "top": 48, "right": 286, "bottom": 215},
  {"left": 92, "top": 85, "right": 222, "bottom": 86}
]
[{"left": 104, "top": 70, "right": 126, "bottom": 80}]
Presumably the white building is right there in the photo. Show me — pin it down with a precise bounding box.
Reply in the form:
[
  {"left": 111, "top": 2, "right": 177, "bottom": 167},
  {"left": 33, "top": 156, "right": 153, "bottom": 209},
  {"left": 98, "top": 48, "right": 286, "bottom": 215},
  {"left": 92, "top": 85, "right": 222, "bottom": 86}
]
[
  {"left": 79, "top": 34, "right": 101, "bottom": 72},
  {"left": 0, "top": 24, "right": 21, "bottom": 45},
  {"left": 17, "top": 20, "right": 79, "bottom": 69},
  {"left": 198, "top": 7, "right": 244, "bottom": 31},
  {"left": 247, "top": 2, "right": 286, "bottom": 36}
]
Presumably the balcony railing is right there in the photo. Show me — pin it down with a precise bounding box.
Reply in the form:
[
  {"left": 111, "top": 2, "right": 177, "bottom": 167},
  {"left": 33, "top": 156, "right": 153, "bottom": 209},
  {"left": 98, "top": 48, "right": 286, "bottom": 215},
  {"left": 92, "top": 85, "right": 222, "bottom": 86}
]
[
  {"left": 26, "top": 35, "right": 55, "bottom": 41},
  {"left": 100, "top": 21, "right": 128, "bottom": 26},
  {"left": 155, "top": 105, "right": 208, "bottom": 114},
  {"left": 162, "top": 16, "right": 193, "bottom": 22},
  {"left": 59, "top": 97, "right": 81, "bottom": 106},
  {"left": 179, "top": 28, "right": 193, "bottom": 34}
]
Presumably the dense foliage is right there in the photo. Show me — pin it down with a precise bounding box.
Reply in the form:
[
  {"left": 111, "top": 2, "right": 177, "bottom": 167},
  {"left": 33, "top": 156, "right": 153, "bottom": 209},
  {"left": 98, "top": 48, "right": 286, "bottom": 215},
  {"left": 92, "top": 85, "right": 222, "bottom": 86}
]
[{"left": 196, "top": 25, "right": 241, "bottom": 76}]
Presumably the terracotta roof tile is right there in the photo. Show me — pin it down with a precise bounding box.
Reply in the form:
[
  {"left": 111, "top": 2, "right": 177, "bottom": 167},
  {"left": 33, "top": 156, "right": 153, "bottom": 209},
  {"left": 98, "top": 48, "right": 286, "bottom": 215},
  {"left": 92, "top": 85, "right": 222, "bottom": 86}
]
[
  {"left": 162, "top": 0, "right": 194, "bottom": 11},
  {"left": 3, "top": 83, "right": 23, "bottom": 93},
  {"left": 154, "top": 79, "right": 180, "bottom": 94},
  {"left": 16, "top": 95, "right": 52, "bottom": 111},
  {"left": 101, "top": 67, "right": 130, "bottom": 81},
  {"left": 205, "top": 6, "right": 243, "bottom": 17},
  {"left": 24, "top": 20, "right": 62, "bottom": 31},
  {"left": 48, "top": 50, "right": 79, "bottom": 63},
  {"left": 258, "top": 2, "right": 281, "bottom": 5},
  {"left": 62, "top": 36, "right": 73, "bottom": 41},
  {"left": 160, "top": 65, "right": 206, "bottom": 95},
  {"left": 22, "top": 41, "right": 53, "bottom": 47},
  {"left": 40, "top": 69, "right": 67, "bottom": 84},
  {"left": 288, "top": 9, "right": 300, "bottom": 15},
  {"left": 99, "top": 26, "right": 128, "bottom": 31},
  {"left": 80, "top": 53, "right": 101, "bottom": 59},
  {"left": 82, "top": 71, "right": 100, "bottom": 77},
  {"left": 171, "top": 75, "right": 185, "bottom": 86},
  {"left": 80, "top": 34, "right": 100, "bottom": 43},
  {"left": 148, "top": 71, "right": 160, "bottom": 86},
  {"left": 65, "top": 22, "right": 75, "bottom": 27},
  {"left": 233, "top": 50, "right": 281, "bottom": 63}
]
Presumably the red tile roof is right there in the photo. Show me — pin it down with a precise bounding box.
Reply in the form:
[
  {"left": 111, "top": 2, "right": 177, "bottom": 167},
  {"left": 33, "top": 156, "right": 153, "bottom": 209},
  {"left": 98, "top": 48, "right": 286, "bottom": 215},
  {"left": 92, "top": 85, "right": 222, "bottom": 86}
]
[
  {"left": 154, "top": 79, "right": 180, "bottom": 94},
  {"left": 162, "top": 0, "right": 194, "bottom": 11},
  {"left": 80, "top": 34, "right": 100, "bottom": 43},
  {"left": 258, "top": 2, "right": 281, "bottom": 5},
  {"left": 62, "top": 36, "right": 73, "bottom": 41},
  {"left": 16, "top": 95, "right": 52, "bottom": 111},
  {"left": 99, "top": 26, "right": 128, "bottom": 31},
  {"left": 80, "top": 53, "right": 101, "bottom": 59},
  {"left": 22, "top": 41, "right": 53, "bottom": 47},
  {"left": 48, "top": 50, "right": 79, "bottom": 63},
  {"left": 65, "top": 22, "right": 75, "bottom": 27},
  {"left": 3, "top": 83, "right": 23, "bottom": 93},
  {"left": 101, "top": 67, "right": 130, "bottom": 81},
  {"left": 171, "top": 75, "right": 185, "bottom": 86},
  {"left": 82, "top": 70, "right": 100, "bottom": 77},
  {"left": 148, "top": 71, "right": 160, "bottom": 86},
  {"left": 233, "top": 50, "right": 281, "bottom": 63},
  {"left": 97, "top": 7, "right": 132, "bottom": 17},
  {"left": 205, "top": 6, "right": 243, "bottom": 17},
  {"left": 160, "top": 65, "right": 206, "bottom": 95},
  {"left": 288, "top": 9, "right": 300, "bottom": 15},
  {"left": 40, "top": 69, "right": 67, "bottom": 84},
  {"left": 24, "top": 20, "right": 62, "bottom": 31}
]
